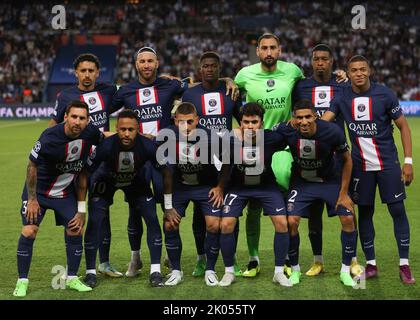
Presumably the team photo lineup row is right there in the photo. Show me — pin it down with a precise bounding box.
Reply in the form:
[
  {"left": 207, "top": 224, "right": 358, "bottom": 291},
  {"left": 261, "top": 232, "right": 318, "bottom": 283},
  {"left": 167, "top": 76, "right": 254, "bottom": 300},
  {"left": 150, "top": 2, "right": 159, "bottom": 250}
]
[{"left": 12, "top": 33, "right": 415, "bottom": 297}]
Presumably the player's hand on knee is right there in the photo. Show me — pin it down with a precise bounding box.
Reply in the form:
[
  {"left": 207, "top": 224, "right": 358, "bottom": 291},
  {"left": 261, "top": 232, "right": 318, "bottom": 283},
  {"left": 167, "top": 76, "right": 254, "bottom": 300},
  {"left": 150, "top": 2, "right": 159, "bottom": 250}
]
[
  {"left": 208, "top": 187, "right": 223, "bottom": 208},
  {"left": 68, "top": 212, "right": 86, "bottom": 234},
  {"left": 402, "top": 164, "right": 413, "bottom": 186},
  {"left": 164, "top": 208, "right": 181, "bottom": 228},
  {"left": 336, "top": 193, "right": 354, "bottom": 214},
  {"left": 26, "top": 199, "right": 41, "bottom": 224}
]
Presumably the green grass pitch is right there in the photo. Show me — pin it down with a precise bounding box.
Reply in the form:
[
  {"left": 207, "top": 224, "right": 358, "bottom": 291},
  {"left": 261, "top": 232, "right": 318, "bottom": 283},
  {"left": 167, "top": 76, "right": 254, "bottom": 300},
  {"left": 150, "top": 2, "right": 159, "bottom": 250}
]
[{"left": 0, "top": 118, "right": 419, "bottom": 300}]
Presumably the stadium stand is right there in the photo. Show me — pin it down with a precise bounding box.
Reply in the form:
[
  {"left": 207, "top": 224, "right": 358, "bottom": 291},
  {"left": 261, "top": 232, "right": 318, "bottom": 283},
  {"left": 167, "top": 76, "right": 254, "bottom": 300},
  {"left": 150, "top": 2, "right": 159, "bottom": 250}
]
[{"left": 0, "top": 0, "right": 419, "bottom": 103}]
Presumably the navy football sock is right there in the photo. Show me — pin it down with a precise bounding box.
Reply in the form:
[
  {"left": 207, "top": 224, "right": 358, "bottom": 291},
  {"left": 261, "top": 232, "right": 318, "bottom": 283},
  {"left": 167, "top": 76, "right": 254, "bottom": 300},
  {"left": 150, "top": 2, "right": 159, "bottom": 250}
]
[
  {"left": 308, "top": 231, "right": 323, "bottom": 256},
  {"left": 274, "top": 232, "right": 289, "bottom": 267},
  {"left": 142, "top": 206, "right": 162, "bottom": 265},
  {"left": 220, "top": 232, "right": 235, "bottom": 268},
  {"left": 192, "top": 203, "right": 206, "bottom": 256},
  {"left": 358, "top": 205, "right": 375, "bottom": 261},
  {"left": 234, "top": 219, "right": 240, "bottom": 253},
  {"left": 164, "top": 229, "right": 182, "bottom": 271},
  {"left": 99, "top": 210, "right": 111, "bottom": 264},
  {"left": 17, "top": 235, "right": 35, "bottom": 278},
  {"left": 205, "top": 231, "right": 220, "bottom": 271},
  {"left": 127, "top": 206, "right": 143, "bottom": 251},
  {"left": 84, "top": 205, "right": 103, "bottom": 270},
  {"left": 341, "top": 230, "right": 357, "bottom": 266},
  {"left": 288, "top": 233, "right": 300, "bottom": 266},
  {"left": 65, "top": 233, "right": 83, "bottom": 276},
  {"left": 388, "top": 201, "right": 410, "bottom": 259}
]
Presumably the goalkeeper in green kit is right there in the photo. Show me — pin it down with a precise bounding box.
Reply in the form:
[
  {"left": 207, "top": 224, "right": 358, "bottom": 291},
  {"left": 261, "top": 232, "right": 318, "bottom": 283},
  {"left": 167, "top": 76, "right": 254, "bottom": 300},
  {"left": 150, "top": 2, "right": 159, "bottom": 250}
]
[{"left": 234, "top": 33, "right": 347, "bottom": 277}]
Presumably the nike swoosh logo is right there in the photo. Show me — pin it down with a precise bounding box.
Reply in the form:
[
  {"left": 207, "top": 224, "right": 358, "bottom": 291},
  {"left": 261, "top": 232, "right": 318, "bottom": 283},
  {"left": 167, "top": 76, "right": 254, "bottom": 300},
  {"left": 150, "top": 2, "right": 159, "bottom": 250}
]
[
  {"left": 211, "top": 209, "right": 221, "bottom": 213},
  {"left": 276, "top": 208, "right": 285, "bottom": 212},
  {"left": 357, "top": 115, "right": 365, "bottom": 119},
  {"left": 266, "top": 89, "right": 275, "bottom": 93},
  {"left": 317, "top": 101, "right": 326, "bottom": 105},
  {"left": 394, "top": 193, "right": 404, "bottom": 198},
  {"left": 142, "top": 98, "right": 152, "bottom": 103},
  {"left": 146, "top": 197, "right": 154, "bottom": 201},
  {"left": 401, "top": 239, "right": 409, "bottom": 243},
  {"left": 345, "top": 246, "right": 352, "bottom": 250},
  {"left": 208, "top": 108, "right": 218, "bottom": 114}
]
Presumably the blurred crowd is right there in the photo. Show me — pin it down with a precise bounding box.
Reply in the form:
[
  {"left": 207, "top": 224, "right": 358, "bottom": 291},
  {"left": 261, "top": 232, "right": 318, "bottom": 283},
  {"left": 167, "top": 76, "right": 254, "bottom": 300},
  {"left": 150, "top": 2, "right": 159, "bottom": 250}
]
[{"left": 0, "top": 0, "right": 419, "bottom": 103}]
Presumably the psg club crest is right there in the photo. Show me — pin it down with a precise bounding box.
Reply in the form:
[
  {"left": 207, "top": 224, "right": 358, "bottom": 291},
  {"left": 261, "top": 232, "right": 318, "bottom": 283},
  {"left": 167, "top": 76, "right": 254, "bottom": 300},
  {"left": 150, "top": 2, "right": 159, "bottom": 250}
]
[
  {"left": 287, "top": 203, "right": 294, "bottom": 212},
  {"left": 143, "top": 89, "right": 151, "bottom": 97},
  {"left": 303, "top": 146, "right": 312, "bottom": 153},
  {"left": 88, "top": 97, "right": 96, "bottom": 105},
  {"left": 122, "top": 157, "right": 131, "bottom": 166},
  {"left": 71, "top": 146, "right": 79, "bottom": 154},
  {"left": 209, "top": 99, "right": 217, "bottom": 107},
  {"left": 267, "top": 79, "right": 275, "bottom": 87},
  {"left": 223, "top": 206, "right": 231, "bottom": 214},
  {"left": 319, "top": 91, "right": 326, "bottom": 99},
  {"left": 33, "top": 141, "right": 41, "bottom": 153},
  {"left": 358, "top": 104, "right": 366, "bottom": 112}
]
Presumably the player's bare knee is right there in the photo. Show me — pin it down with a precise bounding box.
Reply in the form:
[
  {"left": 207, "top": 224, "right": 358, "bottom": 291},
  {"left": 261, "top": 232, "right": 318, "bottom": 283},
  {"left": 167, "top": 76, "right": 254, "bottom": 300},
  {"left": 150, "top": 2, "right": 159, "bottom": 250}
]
[
  {"left": 288, "top": 216, "right": 300, "bottom": 232},
  {"left": 66, "top": 228, "right": 83, "bottom": 237},
  {"left": 272, "top": 217, "right": 288, "bottom": 232},
  {"left": 22, "top": 225, "right": 39, "bottom": 239},
  {"left": 340, "top": 215, "right": 355, "bottom": 231},
  {"left": 220, "top": 219, "right": 235, "bottom": 234}
]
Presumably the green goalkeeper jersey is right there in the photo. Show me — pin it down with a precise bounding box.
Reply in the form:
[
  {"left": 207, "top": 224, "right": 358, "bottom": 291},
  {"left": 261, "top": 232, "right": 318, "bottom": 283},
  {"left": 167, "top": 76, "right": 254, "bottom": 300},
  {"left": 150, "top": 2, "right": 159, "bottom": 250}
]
[{"left": 235, "top": 60, "right": 304, "bottom": 129}]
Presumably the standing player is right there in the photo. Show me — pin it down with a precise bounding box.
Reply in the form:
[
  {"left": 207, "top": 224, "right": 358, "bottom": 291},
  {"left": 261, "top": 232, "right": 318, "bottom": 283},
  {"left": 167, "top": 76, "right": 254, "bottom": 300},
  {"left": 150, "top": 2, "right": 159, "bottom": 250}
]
[
  {"left": 275, "top": 100, "right": 357, "bottom": 287},
  {"left": 113, "top": 47, "right": 238, "bottom": 275},
  {"left": 13, "top": 101, "right": 103, "bottom": 297},
  {"left": 292, "top": 44, "right": 362, "bottom": 277},
  {"left": 49, "top": 53, "right": 124, "bottom": 279},
  {"left": 156, "top": 102, "right": 229, "bottom": 286},
  {"left": 323, "top": 55, "right": 415, "bottom": 284},
  {"left": 218, "top": 102, "right": 291, "bottom": 287},
  {"left": 181, "top": 51, "right": 242, "bottom": 277},
  {"left": 84, "top": 110, "right": 173, "bottom": 287},
  {"left": 235, "top": 33, "right": 347, "bottom": 277}
]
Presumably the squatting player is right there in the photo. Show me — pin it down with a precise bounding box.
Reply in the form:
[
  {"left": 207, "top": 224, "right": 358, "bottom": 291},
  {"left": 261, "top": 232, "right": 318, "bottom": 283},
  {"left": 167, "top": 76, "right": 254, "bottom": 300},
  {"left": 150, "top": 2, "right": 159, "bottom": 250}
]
[
  {"left": 83, "top": 110, "right": 176, "bottom": 287},
  {"left": 323, "top": 55, "right": 415, "bottom": 284},
  {"left": 292, "top": 44, "right": 362, "bottom": 277},
  {"left": 274, "top": 99, "right": 357, "bottom": 287},
  {"left": 218, "top": 102, "right": 291, "bottom": 287},
  {"left": 156, "top": 102, "right": 229, "bottom": 286},
  {"left": 13, "top": 101, "right": 103, "bottom": 297}
]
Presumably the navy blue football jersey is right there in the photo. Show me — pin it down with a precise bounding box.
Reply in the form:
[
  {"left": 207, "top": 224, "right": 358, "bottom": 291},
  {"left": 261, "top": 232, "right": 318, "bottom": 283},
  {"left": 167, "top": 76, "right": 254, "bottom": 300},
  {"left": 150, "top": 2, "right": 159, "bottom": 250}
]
[
  {"left": 229, "top": 130, "right": 287, "bottom": 187},
  {"left": 50, "top": 84, "right": 118, "bottom": 131},
  {"left": 156, "top": 125, "right": 222, "bottom": 186},
  {"left": 274, "top": 120, "right": 348, "bottom": 182},
  {"left": 292, "top": 76, "right": 347, "bottom": 130},
  {"left": 29, "top": 123, "right": 102, "bottom": 198},
  {"left": 181, "top": 81, "right": 242, "bottom": 130},
  {"left": 330, "top": 82, "right": 403, "bottom": 171},
  {"left": 112, "top": 77, "right": 188, "bottom": 136},
  {"left": 87, "top": 134, "right": 158, "bottom": 189}
]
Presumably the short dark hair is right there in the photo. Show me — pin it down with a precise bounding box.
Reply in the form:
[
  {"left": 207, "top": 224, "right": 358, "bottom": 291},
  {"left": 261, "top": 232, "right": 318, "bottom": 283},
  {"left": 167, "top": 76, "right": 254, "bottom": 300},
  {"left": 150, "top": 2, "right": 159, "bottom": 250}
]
[
  {"left": 347, "top": 55, "right": 370, "bottom": 68},
  {"left": 73, "top": 53, "right": 100, "bottom": 70},
  {"left": 293, "top": 99, "right": 316, "bottom": 113},
  {"left": 257, "top": 33, "right": 280, "bottom": 47},
  {"left": 312, "top": 44, "right": 333, "bottom": 57},
  {"left": 200, "top": 51, "right": 220, "bottom": 64},
  {"left": 65, "top": 100, "right": 89, "bottom": 115},
  {"left": 239, "top": 102, "right": 265, "bottom": 121},
  {"left": 117, "top": 109, "right": 138, "bottom": 121},
  {"left": 175, "top": 102, "right": 197, "bottom": 116}
]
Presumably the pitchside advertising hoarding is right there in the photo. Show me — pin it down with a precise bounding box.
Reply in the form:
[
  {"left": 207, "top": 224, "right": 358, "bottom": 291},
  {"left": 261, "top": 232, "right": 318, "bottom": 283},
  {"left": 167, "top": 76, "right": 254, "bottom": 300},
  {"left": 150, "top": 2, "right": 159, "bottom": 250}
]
[{"left": 1, "top": 101, "right": 420, "bottom": 119}]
